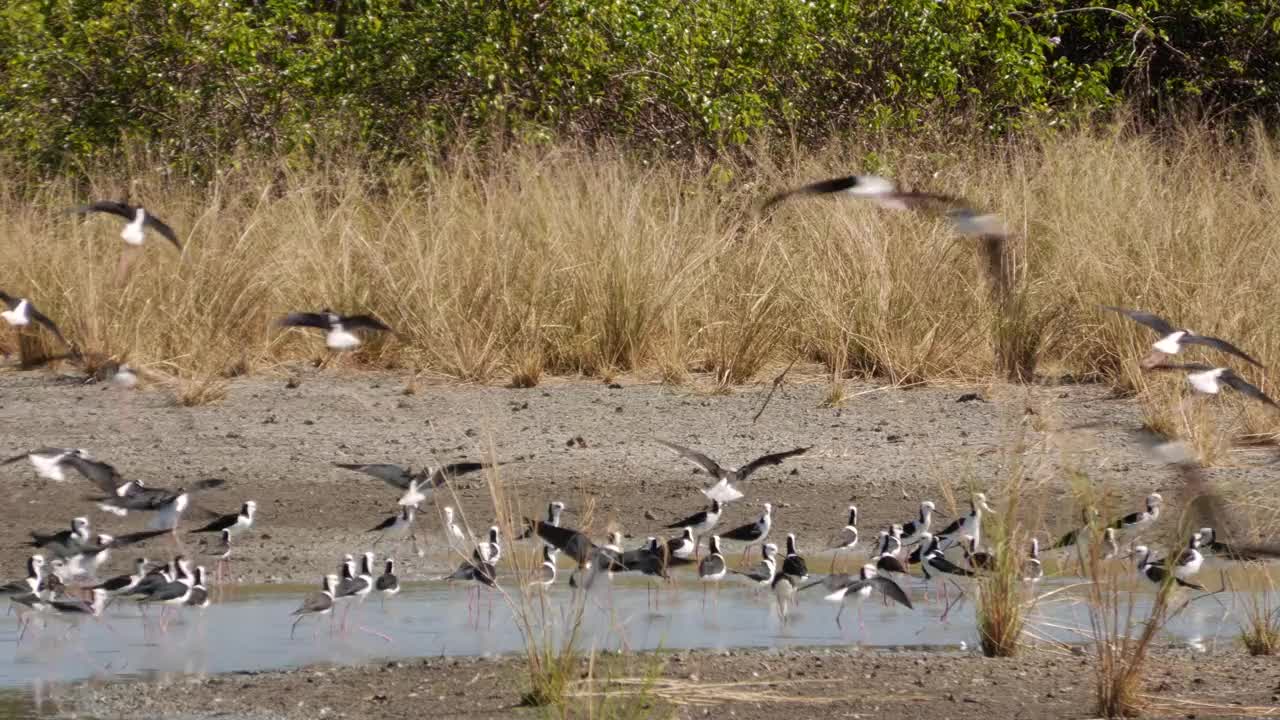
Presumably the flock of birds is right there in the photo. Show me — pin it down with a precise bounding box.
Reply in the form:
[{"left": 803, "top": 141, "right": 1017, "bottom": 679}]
[{"left": 1, "top": 174, "right": 1276, "bottom": 655}]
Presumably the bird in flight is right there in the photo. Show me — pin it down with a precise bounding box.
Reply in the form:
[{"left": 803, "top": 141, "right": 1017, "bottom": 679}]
[
  {"left": 69, "top": 201, "right": 180, "bottom": 250},
  {"left": 1146, "top": 361, "right": 1278, "bottom": 409},
  {"left": 760, "top": 174, "right": 1008, "bottom": 240},
  {"left": 334, "top": 460, "right": 488, "bottom": 507},
  {"left": 655, "top": 440, "right": 809, "bottom": 503},
  {"left": 1102, "top": 306, "right": 1263, "bottom": 367},
  {"left": 278, "top": 310, "right": 393, "bottom": 351},
  {"left": 0, "top": 291, "right": 74, "bottom": 350}
]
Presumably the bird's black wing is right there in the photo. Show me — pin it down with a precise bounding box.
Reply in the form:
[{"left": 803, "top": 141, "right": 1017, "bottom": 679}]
[
  {"left": 367, "top": 515, "right": 397, "bottom": 533},
  {"left": 781, "top": 555, "right": 808, "bottom": 578},
  {"left": 867, "top": 575, "right": 913, "bottom": 609},
  {"left": 142, "top": 212, "right": 181, "bottom": 249},
  {"left": 62, "top": 455, "right": 125, "bottom": 494},
  {"left": 876, "top": 554, "right": 909, "bottom": 574},
  {"left": 138, "top": 581, "right": 188, "bottom": 603},
  {"left": 698, "top": 554, "right": 726, "bottom": 577},
  {"left": 665, "top": 508, "right": 708, "bottom": 530},
  {"left": 430, "top": 461, "right": 488, "bottom": 487},
  {"left": 928, "top": 555, "right": 974, "bottom": 577},
  {"left": 1051, "top": 526, "right": 1084, "bottom": 550},
  {"left": 375, "top": 574, "right": 398, "bottom": 591},
  {"left": 1100, "top": 306, "right": 1177, "bottom": 337},
  {"left": 761, "top": 175, "right": 900, "bottom": 212},
  {"left": 191, "top": 513, "right": 237, "bottom": 533},
  {"left": 738, "top": 446, "right": 811, "bottom": 480},
  {"left": 71, "top": 201, "right": 133, "bottom": 221},
  {"left": 109, "top": 529, "right": 169, "bottom": 547},
  {"left": 278, "top": 312, "right": 332, "bottom": 330},
  {"left": 1221, "top": 370, "right": 1279, "bottom": 408},
  {"left": 334, "top": 463, "right": 413, "bottom": 490},
  {"left": 527, "top": 519, "right": 597, "bottom": 564},
  {"left": 718, "top": 520, "right": 761, "bottom": 542},
  {"left": 341, "top": 314, "right": 392, "bottom": 332},
  {"left": 21, "top": 304, "right": 73, "bottom": 348},
  {"left": 934, "top": 516, "right": 964, "bottom": 538},
  {"left": 0, "top": 290, "right": 15, "bottom": 308},
  {"left": 655, "top": 440, "right": 724, "bottom": 477},
  {"left": 1182, "top": 335, "right": 1265, "bottom": 367},
  {"left": 190, "top": 478, "right": 227, "bottom": 493},
  {"left": 92, "top": 574, "right": 134, "bottom": 592},
  {"left": 1110, "top": 510, "right": 1142, "bottom": 529}
]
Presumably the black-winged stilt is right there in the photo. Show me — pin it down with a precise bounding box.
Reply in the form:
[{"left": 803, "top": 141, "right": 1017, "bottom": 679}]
[{"left": 655, "top": 440, "right": 809, "bottom": 504}]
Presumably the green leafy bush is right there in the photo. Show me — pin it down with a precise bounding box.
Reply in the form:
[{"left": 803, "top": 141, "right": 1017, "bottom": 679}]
[{"left": 1, "top": 1, "right": 1276, "bottom": 168}]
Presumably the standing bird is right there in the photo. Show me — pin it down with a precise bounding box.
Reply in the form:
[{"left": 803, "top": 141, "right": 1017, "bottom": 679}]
[
  {"left": 898, "top": 501, "right": 937, "bottom": 546},
  {"left": 1132, "top": 546, "right": 1205, "bottom": 591},
  {"left": 519, "top": 501, "right": 567, "bottom": 549},
  {"left": 1022, "top": 538, "right": 1044, "bottom": 582},
  {"left": 698, "top": 536, "right": 727, "bottom": 609},
  {"left": 186, "top": 567, "right": 210, "bottom": 609},
  {"left": 375, "top": 559, "right": 400, "bottom": 606},
  {"left": 278, "top": 310, "right": 392, "bottom": 351},
  {"left": 28, "top": 517, "right": 91, "bottom": 555},
  {"left": 781, "top": 533, "right": 809, "bottom": 583},
  {"left": 1111, "top": 493, "right": 1163, "bottom": 536},
  {"left": 731, "top": 543, "right": 778, "bottom": 594},
  {"left": 205, "top": 529, "right": 234, "bottom": 583},
  {"left": 772, "top": 571, "right": 800, "bottom": 624},
  {"left": 719, "top": 503, "right": 773, "bottom": 564},
  {"left": 963, "top": 536, "right": 995, "bottom": 572},
  {"left": 1147, "top": 362, "right": 1278, "bottom": 409},
  {"left": 1, "top": 448, "right": 88, "bottom": 482},
  {"left": 529, "top": 546, "right": 558, "bottom": 588},
  {"left": 0, "top": 292, "right": 73, "bottom": 350},
  {"left": 655, "top": 440, "right": 810, "bottom": 504},
  {"left": 92, "top": 558, "right": 150, "bottom": 597},
  {"left": 1172, "top": 532, "right": 1205, "bottom": 582},
  {"left": 335, "top": 460, "right": 487, "bottom": 508},
  {"left": 665, "top": 499, "right": 722, "bottom": 547},
  {"left": 190, "top": 501, "right": 257, "bottom": 540},
  {"left": 935, "top": 494, "right": 993, "bottom": 551},
  {"left": 665, "top": 528, "right": 697, "bottom": 564},
  {"left": 290, "top": 575, "right": 337, "bottom": 639},
  {"left": 825, "top": 505, "right": 859, "bottom": 572},
  {"left": 1198, "top": 527, "right": 1263, "bottom": 562},
  {"left": 1101, "top": 306, "right": 1263, "bottom": 367},
  {"left": 367, "top": 506, "right": 421, "bottom": 555},
  {"left": 0, "top": 556, "right": 45, "bottom": 597}
]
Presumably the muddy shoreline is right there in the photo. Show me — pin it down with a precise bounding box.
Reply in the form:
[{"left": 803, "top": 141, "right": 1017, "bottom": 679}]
[
  {"left": 56, "top": 645, "right": 1280, "bottom": 720},
  {"left": 2, "top": 367, "right": 1278, "bottom": 586}
]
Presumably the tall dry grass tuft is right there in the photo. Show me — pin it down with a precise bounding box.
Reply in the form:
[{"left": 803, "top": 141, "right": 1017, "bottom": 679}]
[
  {"left": 1239, "top": 569, "right": 1280, "bottom": 656},
  {"left": 0, "top": 125, "right": 1277, "bottom": 430}
]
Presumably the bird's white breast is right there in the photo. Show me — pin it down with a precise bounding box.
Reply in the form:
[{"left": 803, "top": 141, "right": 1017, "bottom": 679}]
[
  {"left": 326, "top": 328, "right": 361, "bottom": 350},
  {"left": 1187, "top": 369, "right": 1222, "bottom": 395},
  {"left": 1153, "top": 332, "right": 1186, "bottom": 355},
  {"left": 30, "top": 454, "right": 66, "bottom": 481}
]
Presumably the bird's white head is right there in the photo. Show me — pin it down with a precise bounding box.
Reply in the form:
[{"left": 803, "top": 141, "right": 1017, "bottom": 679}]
[
  {"left": 243, "top": 501, "right": 257, "bottom": 516},
  {"left": 861, "top": 563, "right": 878, "bottom": 579},
  {"left": 444, "top": 506, "right": 455, "bottom": 522},
  {"left": 762, "top": 502, "right": 773, "bottom": 516},
  {"left": 922, "top": 500, "right": 936, "bottom": 512},
  {"left": 1147, "top": 493, "right": 1163, "bottom": 508},
  {"left": 324, "top": 574, "right": 339, "bottom": 593},
  {"left": 763, "top": 543, "right": 778, "bottom": 559},
  {"left": 608, "top": 531, "right": 622, "bottom": 546}
]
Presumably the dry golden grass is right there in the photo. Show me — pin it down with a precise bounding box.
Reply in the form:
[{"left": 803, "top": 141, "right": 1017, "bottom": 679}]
[{"left": 1, "top": 124, "right": 1278, "bottom": 439}]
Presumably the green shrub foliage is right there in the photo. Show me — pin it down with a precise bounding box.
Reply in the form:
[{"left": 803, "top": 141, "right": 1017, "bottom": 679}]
[{"left": 2, "top": 1, "right": 1276, "bottom": 166}]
